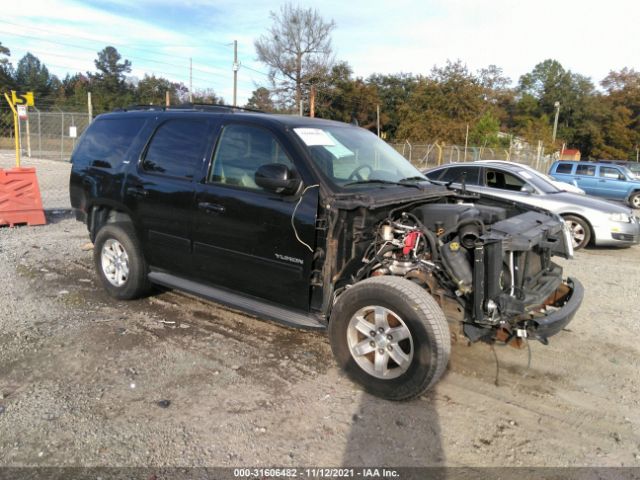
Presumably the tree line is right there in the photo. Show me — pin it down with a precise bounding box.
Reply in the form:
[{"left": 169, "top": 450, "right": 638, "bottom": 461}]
[{"left": 2, "top": 3, "right": 640, "bottom": 161}]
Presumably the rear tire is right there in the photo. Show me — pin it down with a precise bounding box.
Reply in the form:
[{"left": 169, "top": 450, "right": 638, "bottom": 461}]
[
  {"left": 629, "top": 192, "right": 640, "bottom": 209},
  {"left": 93, "top": 223, "right": 151, "bottom": 300},
  {"left": 328, "top": 276, "right": 450, "bottom": 401},
  {"left": 562, "top": 215, "right": 591, "bottom": 250}
]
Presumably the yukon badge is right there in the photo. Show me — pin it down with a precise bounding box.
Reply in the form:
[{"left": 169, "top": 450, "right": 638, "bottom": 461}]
[{"left": 275, "top": 253, "right": 304, "bottom": 265}]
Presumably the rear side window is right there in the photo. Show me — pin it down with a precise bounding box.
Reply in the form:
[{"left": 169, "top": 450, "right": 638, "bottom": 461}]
[
  {"left": 72, "top": 118, "right": 146, "bottom": 167},
  {"left": 554, "top": 163, "right": 574, "bottom": 174},
  {"left": 142, "top": 119, "right": 210, "bottom": 179},
  {"left": 485, "top": 169, "right": 525, "bottom": 191},
  {"left": 438, "top": 166, "right": 481, "bottom": 185},
  {"left": 576, "top": 164, "right": 596, "bottom": 176}
]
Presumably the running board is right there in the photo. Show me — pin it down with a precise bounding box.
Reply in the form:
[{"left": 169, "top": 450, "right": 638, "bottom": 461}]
[{"left": 148, "top": 271, "right": 326, "bottom": 330}]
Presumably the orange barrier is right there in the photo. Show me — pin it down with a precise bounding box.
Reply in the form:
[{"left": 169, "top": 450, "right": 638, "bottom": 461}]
[{"left": 0, "top": 167, "right": 46, "bottom": 227}]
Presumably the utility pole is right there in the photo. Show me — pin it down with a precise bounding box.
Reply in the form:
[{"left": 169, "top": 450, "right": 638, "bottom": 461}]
[
  {"left": 309, "top": 85, "right": 316, "bottom": 118},
  {"left": 299, "top": 98, "right": 303, "bottom": 116},
  {"left": 165, "top": 91, "right": 170, "bottom": 107},
  {"left": 552, "top": 101, "right": 560, "bottom": 144},
  {"left": 376, "top": 104, "right": 380, "bottom": 137},
  {"left": 87, "top": 92, "right": 93, "bottom": 122},
  {"left": 189, "top": 58, "right": 193, "bottom": 103},
  {"left": 232, "top": 40, "right": 238, "bottom": 107}
]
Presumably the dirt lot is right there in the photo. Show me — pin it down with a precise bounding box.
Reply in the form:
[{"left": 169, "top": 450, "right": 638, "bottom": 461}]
[{"left": 1, "top": 156, "right": 639, "bottom": 469}]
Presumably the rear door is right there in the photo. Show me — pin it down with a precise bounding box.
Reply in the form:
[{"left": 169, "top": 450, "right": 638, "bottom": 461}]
[
  {"left": 572, "top": 163, "right": 598, "bottom": 194},
  {"left": 123, "top": 116, "right": 215, "bottom": 274},
  {"left": 481, "top": 166, "right": 536, "bottom": 203},
  {"left": 192, "top": 122, "right": 318, "bottom": 310}
]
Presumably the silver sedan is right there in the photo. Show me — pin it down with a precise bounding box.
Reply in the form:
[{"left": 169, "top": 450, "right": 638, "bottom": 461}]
[{"left": 424, "top": 161, "right": 640, "bottom": 249}]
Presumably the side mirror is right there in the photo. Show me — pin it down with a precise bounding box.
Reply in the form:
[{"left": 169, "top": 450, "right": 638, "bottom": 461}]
[
  {"left": 255, "top": 163, "right": 301, "bottom": 195},
  {"left": 520, "top": 184, "right": 535, "bottom": 194}
]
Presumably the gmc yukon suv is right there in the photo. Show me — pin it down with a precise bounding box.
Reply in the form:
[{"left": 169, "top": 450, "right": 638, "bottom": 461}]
[{"left": 69, "top": 105, "right": 583, "bottom": 400}]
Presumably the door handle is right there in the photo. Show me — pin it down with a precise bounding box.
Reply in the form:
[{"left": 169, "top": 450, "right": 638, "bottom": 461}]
[
  {"left": 198, "top": 202, "right": 225, "bottom": 214},
  {"left": 126, "top": 186, "right": 148, "bottom": 197}
]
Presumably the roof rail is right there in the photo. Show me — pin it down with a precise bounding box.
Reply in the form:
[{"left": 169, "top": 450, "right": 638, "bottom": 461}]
[
  {"left": 112, "top": 104, "right": 167, "bottom": 112},
  {"left": 112, "top": 103, "right": 264, "bottom": 114},
  {"left": 169, "top": 103, "right": 264, "bottom": 113}
]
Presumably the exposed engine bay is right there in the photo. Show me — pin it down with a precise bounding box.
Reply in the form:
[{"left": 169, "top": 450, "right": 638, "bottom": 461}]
[{"left": 347, "top": 198, "right": 579, "bottom": 345}]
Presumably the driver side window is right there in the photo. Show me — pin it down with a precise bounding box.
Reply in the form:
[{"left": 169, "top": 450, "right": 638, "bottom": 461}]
[
  {"left": 600, "top": 166, "right": 624, "bottom": 180},
  {"left": 209, "top": 124, "right": 294, "bottom": 190}
]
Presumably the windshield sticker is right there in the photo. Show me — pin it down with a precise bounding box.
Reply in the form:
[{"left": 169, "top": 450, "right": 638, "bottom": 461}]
[
  {"left": 324, "top": 132, "right": 354, "bottom": 158},
  {"left": 294, "top": 128, "right": 335, "bottom": 146},
  {"left": 519, "top": 171, "right": 533, "bottom": 179}
]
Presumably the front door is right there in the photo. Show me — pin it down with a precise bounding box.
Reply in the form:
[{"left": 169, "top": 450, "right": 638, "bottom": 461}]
[
  {"left": 594, "top": 165, "right": 628, "bottom": 201},
  {"left": 192, "top": 123, "right": 318, "bottom": 311}
]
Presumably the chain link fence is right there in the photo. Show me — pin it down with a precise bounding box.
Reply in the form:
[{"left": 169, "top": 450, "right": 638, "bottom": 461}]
[
  {"left": 390, "top": 141, "right": 554, "bottom": 174},
  {"left": 0, "top": 106, "right": 91, "bottom": 162}
]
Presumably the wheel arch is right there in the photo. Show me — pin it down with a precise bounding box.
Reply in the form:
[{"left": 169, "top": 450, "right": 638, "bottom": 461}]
[
  {"left": 560, "top": 212, "right": 594, "bottom": 246},
  {"left": 627, "top": 189, "right": 640, "bottom": 207},
  {"left": 87, "top": 203, "right": 135, "bottom": 242}
]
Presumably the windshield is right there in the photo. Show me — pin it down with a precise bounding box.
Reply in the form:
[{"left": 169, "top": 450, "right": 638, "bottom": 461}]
[{"left": 294, "top": 126, "right": 426, "bottom": 187}]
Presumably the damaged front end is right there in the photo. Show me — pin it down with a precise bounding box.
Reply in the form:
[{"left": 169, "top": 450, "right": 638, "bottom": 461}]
[
  {"left": 348, "top": 195, "right": 583, "bottom": 347},
  {"left": 465, "top": 210, "right": 584, "bottom": 345}
]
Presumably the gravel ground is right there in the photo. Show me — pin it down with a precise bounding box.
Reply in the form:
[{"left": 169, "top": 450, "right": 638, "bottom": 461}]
[{"left": 1, "top": 155, "right": 639, "bottom": 468}]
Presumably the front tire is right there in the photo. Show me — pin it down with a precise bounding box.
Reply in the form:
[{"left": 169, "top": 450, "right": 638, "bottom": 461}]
[
  {"left": 93, "top": 223, "right": 151, "bottom": 300},
  {"left": 328, "top": 276, "right": 450, "bottom": 401},
  {"left": 629, "top": 192, "right": 640, "bottom": 209},
  {"left": 562, "top": 215, "right": 591, "bottom": 250}
]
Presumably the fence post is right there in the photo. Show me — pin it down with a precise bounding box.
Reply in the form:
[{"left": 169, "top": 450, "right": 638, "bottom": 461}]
[
  {"left": 435, "top": 142, "right": 443, "bottom": 166},
  {"left": 60, "top": 110, "right": 65, "bottom": 161},
  {"left": 25, "top": 113, "right": 32, "bottom": 158},
  {"left": 36, "top": 108, "right": 41, "bottom": 157},
  {"left": 404, "top": 139, "right": 412, "bottom": 164},
  {"left": 71, "top": 114, "right": 76, "bottom": 154}
]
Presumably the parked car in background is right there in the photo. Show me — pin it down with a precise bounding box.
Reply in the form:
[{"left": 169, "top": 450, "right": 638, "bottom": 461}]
[
  {"left": 478, "top": 160, "right": 585, "bottom": 195},
  {"left": 424, "top": 162, "right": 640, "bottom": 249},
  {"left": 548, "top": 161, "right": 640, "bottom": 208}
]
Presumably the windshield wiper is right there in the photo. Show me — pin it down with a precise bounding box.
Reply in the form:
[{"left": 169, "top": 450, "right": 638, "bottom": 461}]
[
  {"left": 343, "top": 179, "right": 422, "bottom": 189},
  {"left": 397, "top": 175, "right": 427, "bottom": 183}
]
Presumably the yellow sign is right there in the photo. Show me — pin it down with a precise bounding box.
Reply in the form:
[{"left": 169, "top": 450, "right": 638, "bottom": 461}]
[{"left": 10, "top": 90, "right": 35, "bottom": 107}]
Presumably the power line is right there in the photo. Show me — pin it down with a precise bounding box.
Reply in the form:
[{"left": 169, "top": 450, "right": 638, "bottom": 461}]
[
  {"left": 0, "top": 26, "right": 227, "bottom": 78},
  {"left": 2, "top": 30, "right": 270, "bottom": 95},
  {"left": 4, "top": 45, "right": 225, "bottom": 86},
  {"left": 0, "top": 19, "right": 231, "bottom": 63},
  {"left": 0, "top": 21, "right": 303, "bottom": 102}
]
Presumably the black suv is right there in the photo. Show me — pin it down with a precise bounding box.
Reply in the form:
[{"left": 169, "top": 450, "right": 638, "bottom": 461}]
[{"left": 70, "top": 106, "right": 583, "bottom": 400}]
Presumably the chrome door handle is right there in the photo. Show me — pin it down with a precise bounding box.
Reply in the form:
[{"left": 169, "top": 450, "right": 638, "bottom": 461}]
[{"left": 198, "top": 202, "right": 225, "bottom": 214}]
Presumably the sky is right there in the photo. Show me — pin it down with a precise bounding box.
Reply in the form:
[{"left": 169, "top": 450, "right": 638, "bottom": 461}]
[{"left": 1, "top": 0, "right": 638, "bottom": 107}]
